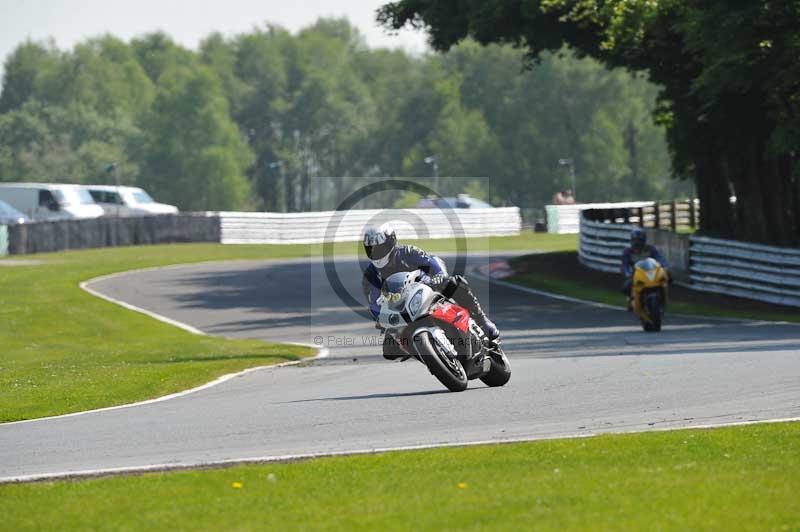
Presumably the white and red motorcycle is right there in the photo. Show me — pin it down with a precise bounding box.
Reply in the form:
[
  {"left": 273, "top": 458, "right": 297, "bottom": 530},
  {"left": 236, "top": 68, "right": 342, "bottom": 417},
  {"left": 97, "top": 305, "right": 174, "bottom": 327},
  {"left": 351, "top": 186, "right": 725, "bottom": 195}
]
[{"left": 376, "top": 270, "right": 511, "bottom": 392}]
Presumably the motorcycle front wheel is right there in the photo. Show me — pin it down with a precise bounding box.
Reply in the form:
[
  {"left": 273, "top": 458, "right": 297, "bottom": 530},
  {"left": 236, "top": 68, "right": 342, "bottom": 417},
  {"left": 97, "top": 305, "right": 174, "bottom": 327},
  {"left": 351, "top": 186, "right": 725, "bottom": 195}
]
[
  {"left": 642, "top": 292, "right": 663, "bottom": 332},
  {"left": 414, "top": 331, "right": 468, "bottom": 392}
]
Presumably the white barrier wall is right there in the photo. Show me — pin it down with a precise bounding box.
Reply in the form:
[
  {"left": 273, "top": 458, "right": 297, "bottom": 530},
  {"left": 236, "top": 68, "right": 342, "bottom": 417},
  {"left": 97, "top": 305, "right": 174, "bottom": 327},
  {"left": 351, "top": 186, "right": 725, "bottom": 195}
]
[
  {"left": 547, "top": 202, "right": 653, "bottom": 234},
  {"left": 216, "top": 207, "right": 522, "bottom": 244},
  {"left": 689, "top": 235, "right": 800, "bottom": 307},
  {"left": 578, "top": 216, "right": 632, "bottom": 273}
]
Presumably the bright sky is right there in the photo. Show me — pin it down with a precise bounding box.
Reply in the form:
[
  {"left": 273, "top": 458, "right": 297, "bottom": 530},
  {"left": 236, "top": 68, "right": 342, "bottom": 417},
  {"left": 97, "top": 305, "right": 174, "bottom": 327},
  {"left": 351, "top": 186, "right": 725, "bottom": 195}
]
[{"left": 0, "top": 0, "right": 430, "bottom": 79}]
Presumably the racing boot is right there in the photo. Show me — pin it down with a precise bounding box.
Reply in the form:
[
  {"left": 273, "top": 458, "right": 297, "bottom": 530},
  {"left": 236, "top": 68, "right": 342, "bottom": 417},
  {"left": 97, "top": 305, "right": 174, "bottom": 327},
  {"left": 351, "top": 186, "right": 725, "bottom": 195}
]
[
  {"left": 471, "top": 305, "right": 500, "bottom": 342},
  {"left": 447, "top": 276, "right": 500, "bottom": 341}
]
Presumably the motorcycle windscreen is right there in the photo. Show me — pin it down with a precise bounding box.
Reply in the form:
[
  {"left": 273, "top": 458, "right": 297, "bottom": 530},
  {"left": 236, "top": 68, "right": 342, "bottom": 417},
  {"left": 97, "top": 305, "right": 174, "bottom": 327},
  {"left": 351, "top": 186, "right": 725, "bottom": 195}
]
[
  {"left": 381, "top": 271, "right": 413, "bottom": 310},
  {"left": 635, "top": 258, "right": 660, "bottom": 271}
]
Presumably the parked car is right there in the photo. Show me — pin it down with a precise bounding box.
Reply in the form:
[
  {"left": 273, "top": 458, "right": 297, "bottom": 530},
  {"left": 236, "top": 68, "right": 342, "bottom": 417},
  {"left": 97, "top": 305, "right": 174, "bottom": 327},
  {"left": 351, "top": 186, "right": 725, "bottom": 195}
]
[
  {"left": 0, "top": 199, "right": 29, "bottom": 225},
  {"left": 416, "top": 193, "right": 494, "bottom": 209},
  {"left": 0, "top": 183, "right": 104, "bottom": 220},
  {"left": 82, "top": 185, "right": 179, "bottom": 216}
]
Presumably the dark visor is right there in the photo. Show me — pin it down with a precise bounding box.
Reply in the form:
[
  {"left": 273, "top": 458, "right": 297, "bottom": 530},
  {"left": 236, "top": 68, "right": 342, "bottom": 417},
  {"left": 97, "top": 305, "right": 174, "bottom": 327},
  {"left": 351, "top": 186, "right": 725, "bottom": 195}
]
[{"left": 366, "top": 240, "right": 393, "bottom": 260}]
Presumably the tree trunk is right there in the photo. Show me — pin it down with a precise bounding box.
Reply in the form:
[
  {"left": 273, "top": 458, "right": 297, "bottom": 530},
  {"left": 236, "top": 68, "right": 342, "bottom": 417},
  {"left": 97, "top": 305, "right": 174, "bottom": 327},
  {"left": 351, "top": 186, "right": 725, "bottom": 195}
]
[
  {"left": 695, "top": 154, "right": 733, "bottom": 238},
  {"left": 792, "top": 154, "right": 800, "bottom": 244},
  {"left": 283, "top": 170, "right": 291, "bottom": 212},
  {"left": 758, "top": 151, "right": 798, "bottom": 246},
  {"left": 727, "top": 138, "right": 797, "bottom": 246},
  {"left": 727, "top": 140, "right": 769, "bottom": 244}
]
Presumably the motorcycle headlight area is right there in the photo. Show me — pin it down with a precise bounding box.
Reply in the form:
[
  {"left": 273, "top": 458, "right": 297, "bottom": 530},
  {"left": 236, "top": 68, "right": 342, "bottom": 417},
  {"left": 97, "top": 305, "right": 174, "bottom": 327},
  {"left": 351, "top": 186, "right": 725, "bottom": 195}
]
[{"left": 407, "top": 289, "right": 425, "bottom": 316}]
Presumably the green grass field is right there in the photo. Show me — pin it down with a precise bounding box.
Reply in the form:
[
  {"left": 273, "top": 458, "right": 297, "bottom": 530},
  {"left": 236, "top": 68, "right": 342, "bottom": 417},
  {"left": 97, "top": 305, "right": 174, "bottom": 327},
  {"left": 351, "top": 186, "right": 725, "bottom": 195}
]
[
  {"left": 0, "top": 233, "right": 571, "bottom": 422},
  {"left": 2, "top": 421, "right": 797, "bottom": 530}
]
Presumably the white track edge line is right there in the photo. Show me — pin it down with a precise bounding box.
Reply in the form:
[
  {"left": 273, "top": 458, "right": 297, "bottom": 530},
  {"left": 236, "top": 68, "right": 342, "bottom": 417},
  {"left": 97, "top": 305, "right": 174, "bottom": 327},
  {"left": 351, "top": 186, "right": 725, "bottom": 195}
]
[
  {"left": 0, "top": 265, "right": 328, "bottom": 428},
  {"left": 3, "top": 416, "right": 799, "bottom": 484}
]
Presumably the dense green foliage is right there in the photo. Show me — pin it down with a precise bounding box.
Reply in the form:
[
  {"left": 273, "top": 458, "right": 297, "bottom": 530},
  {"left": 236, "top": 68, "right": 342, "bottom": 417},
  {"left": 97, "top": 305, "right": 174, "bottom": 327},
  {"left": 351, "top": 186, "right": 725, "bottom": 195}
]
[
  {"left": 3, "top": 422, "right": 799, "bottom": 530},
  {"left": 0, "top": 19, "right": 687, "bottom": 213},
  {"left": 378, "top": 1, "right": 800, "bottom": 245}
]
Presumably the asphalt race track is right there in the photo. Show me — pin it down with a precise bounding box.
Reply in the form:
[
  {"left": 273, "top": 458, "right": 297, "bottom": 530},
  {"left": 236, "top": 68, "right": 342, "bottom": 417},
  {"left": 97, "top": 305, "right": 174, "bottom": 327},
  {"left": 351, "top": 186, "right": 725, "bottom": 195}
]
[{"left": 2, "top": 254, "right": 799, "bottom": 481}]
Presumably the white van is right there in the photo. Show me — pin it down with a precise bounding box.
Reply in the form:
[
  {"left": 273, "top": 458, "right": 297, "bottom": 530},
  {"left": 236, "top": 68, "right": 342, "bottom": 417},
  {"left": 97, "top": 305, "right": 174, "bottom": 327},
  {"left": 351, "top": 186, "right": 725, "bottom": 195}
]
[
  {"left": 83, "top": 185, "right": 179, "bottom": 216},
  {"left": 0, "top": 183, "right": 104, "bottom": 221}
]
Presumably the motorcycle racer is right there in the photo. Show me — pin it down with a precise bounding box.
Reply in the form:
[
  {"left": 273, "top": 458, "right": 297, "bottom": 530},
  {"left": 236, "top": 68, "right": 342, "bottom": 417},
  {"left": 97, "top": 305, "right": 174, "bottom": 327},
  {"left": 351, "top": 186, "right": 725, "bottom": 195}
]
[
  {"left": 622, "top": 227, "right": 669, "bottom": 307},
  {"left": 362, "top": 224, "right": 499, "bottom": 358}
]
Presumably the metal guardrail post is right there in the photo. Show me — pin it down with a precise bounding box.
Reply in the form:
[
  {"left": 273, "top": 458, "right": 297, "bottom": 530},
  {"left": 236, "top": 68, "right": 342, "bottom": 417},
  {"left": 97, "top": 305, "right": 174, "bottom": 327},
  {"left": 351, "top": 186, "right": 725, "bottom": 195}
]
[
  {"left": 689, "top": 200, "right": 697, "bottom": 229},
  {"left": 654, "top": 203, "right": 660, "bottom": 229},
  {"left": 671, "top": 201, "right": 677, "bottom": 232}
]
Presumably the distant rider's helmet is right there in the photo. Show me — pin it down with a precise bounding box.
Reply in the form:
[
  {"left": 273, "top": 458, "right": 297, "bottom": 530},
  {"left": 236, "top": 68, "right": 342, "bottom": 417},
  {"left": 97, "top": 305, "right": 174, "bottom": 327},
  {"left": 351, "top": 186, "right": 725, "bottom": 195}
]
[
  {"left": 630, "top": 227, "right": 647, "bottom": 250},
  {"left": 363, "top": 224, "right": 397, "bottom": 268}
]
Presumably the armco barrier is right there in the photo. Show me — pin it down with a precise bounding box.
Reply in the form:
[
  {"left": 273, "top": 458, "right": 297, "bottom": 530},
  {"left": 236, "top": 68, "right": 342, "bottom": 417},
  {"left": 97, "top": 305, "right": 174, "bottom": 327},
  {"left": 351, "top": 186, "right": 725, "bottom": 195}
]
[
  {"left": 7, "top": 214, "right": 220, "bottom": 255},
  {"left": 217, "top": 207, "right": 522, "bottom": 244},
  {"left": 689, "top": 235, "right": 800, "bottom": 307},
  {"left": 547, "top": 202, "right": 653, "bottom": 234},
  {"left": 578, "top": 208, "right": 800, "bottom": 308},
  {"left": 578, "top": 215, "right": 633, "bottom": 273}
]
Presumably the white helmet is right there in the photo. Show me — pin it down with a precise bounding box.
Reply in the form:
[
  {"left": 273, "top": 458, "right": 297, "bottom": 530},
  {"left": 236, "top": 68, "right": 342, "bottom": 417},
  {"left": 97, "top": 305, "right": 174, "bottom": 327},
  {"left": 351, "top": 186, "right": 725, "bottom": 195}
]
[{"left": 363, "top": 223, "right": 397, "bottom": 268}]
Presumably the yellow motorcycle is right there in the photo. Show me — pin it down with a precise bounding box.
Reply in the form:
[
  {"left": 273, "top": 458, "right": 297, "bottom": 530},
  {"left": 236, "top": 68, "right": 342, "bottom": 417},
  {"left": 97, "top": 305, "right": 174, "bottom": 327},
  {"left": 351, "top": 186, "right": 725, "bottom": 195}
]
[{"left": 631, "top": 258, "right": 669, "bottom": 332}]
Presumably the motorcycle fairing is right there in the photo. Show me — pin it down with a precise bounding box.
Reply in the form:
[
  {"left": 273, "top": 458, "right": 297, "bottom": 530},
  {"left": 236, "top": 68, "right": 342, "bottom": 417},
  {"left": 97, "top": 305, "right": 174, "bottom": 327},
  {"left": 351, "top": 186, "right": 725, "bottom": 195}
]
[{"left": 430, "top": 302, "right": 471, "bottom": 333}]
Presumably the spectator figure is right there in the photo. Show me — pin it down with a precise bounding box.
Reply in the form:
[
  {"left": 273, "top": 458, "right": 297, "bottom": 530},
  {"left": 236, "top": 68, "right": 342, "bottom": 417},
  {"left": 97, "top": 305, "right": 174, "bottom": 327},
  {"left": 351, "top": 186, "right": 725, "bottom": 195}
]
[
  {"left": 563, "top": 189, "right": 575, "bottom": 204},
  {"left": 551, "top": 190, "right": 566, "bottom": 205}
]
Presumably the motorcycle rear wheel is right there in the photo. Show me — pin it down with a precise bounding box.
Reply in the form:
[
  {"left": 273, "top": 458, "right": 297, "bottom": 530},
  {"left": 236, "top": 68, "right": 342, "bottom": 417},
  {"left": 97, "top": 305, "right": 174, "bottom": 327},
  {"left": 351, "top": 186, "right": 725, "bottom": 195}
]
[
  {"left": 480, "top": 344, "right": 511, "bottom": 387},
  {"left": 414, "top": 331, "right": 468, "bottom": 392}
]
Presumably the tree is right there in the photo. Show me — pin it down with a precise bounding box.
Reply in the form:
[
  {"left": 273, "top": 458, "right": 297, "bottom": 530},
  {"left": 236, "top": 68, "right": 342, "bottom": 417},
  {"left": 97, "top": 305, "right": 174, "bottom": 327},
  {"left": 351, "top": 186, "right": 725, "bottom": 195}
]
[
  {"left": 137, "top": 65, "right": 254, "bottom": 210},
  {"left": 2, "top": 36, "right": 155, "bottom": 118},
  {"left": 0, "top": 16, "right": 682, "bottom": 216},
  {"left": 0, "top": 40, "right": 61, "bottom": 113},
  {"left": 0, "top": 102, "right": 141, "bottom": 183},
  {"left": 378, "top": 0, "right": 799, "bottom": 244},
  {"left": 131, "top": 32, "right": 196, "bottom": 84},
  {"left": 434, "top": 42, "right": 681, "bottom": 206},
  {"left": 212, "top": 26, "right": 291, "bottom": 211}
]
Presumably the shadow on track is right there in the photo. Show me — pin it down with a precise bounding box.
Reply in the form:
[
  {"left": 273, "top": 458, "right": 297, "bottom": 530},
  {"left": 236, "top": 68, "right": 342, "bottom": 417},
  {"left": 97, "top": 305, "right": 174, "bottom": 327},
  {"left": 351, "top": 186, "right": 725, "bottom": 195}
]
[{"left": 283, "top": 387, "right": 491, "bottom": 403}]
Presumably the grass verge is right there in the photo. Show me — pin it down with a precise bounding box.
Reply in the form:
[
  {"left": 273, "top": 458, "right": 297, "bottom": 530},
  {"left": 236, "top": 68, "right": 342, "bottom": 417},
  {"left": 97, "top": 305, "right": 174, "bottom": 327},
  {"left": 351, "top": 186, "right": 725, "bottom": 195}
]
[
  {"left": 0, "top": 244, "right": 317, "bottom": 423},
  {"left": 507, "top": 251, "right": 800, "bottom": 323},
  {"left": 0, "top": 233, "right": 572, "bottom": 422},
  {"left": 1, "top": 422, "right": 797, "bottom": 530}
]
